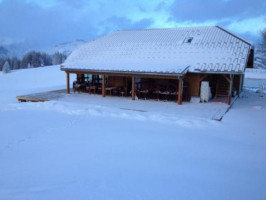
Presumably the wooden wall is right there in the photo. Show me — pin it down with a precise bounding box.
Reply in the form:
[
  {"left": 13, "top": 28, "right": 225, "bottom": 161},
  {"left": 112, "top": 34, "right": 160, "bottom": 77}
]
[
  {"left": 185, "top": 74, "right": 201, "bottom": 97},
  {"left": 108, "top": 76, "right": 125, "bottom": 87}
]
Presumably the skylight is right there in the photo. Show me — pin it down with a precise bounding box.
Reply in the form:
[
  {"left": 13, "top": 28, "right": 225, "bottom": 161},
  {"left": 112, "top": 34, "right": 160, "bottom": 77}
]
[{"left": 183, "top": 37, "right": 193, "bottom": 44}]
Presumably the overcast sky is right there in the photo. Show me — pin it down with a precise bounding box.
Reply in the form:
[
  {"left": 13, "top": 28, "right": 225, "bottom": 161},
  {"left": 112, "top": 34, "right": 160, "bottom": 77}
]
[{"left": 0, "top": 0, "right": 265, "bottom": 49}]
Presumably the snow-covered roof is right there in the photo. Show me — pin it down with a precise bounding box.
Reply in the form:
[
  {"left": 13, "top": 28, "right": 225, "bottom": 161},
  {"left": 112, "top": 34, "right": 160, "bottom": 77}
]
[{"left": 62, "top": 26, "right": 252, "bottom": 75}]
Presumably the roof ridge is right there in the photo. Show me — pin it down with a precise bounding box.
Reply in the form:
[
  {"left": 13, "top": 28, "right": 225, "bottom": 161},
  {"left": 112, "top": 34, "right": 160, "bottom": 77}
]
[{"left": 116, "top": 25, "right": 217, "bottom": 33}]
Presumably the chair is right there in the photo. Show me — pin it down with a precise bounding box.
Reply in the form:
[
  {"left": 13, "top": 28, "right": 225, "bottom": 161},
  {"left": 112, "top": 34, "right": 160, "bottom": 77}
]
[
  {"left": 97, "top": 85, "right": 102, "bottom": 94},
  {"left": 113, "top": 86, "right": 125, "bottom": 96},
  {"left": 136, "top": 82, "right": 149, "bottom": 99},
  {"left": 73, "top": 81, "right": 81, "bottom": 93}
]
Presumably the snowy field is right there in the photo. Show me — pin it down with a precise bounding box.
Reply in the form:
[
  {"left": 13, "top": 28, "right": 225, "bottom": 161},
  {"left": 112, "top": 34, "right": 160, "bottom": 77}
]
[{"left": 0, "top": 66, "right": 266, "bottom": 200}]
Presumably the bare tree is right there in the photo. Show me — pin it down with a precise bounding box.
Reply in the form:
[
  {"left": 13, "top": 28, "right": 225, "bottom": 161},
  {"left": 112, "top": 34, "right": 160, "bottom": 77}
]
[{"left": 255, "top": 28, "right": 266, "bottom": 69}]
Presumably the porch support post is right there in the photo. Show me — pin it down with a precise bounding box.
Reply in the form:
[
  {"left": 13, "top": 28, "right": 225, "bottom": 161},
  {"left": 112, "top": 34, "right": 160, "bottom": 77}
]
[
  {"left": 102, "top": 75, "right": 106, "bottom": 97},
  {"left": 66, "top": 71, "right": 70, "bottom": 94},
  {"left": 238, "top": 74, "right": 243, "bottom": 95},
  {"left": 132, "top": 76, "right": 135, "bottom": 100},
  {"left": 241, "top": 74, "right": 245, "bottom": 91},
  {"left": 228, "top": 74, "right": 234, "bottom": 105},
  {"left": 178, "top": 77, "right": 183, "bottom": 105}
]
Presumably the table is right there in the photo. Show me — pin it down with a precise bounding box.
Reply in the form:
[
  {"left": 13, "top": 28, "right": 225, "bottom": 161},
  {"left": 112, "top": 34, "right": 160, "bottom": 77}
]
[
  {"left": 105, "top": 87, "right": 117, "bottom": 95},
  {"left": 88, "top": 86, "right": 96, "bottom": 94}
]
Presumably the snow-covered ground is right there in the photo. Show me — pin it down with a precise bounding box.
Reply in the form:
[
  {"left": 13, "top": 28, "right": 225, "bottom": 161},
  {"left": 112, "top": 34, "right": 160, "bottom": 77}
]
[
  {"left": 0, "top": 66, "right": 266, "bottom": 200},
  {"left": 245, "top": 68, "right": 266, "bottom": 89}
]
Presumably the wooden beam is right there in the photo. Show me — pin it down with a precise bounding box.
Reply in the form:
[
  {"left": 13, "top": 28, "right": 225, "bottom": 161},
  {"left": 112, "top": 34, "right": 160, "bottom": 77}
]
[
  {"left": 178, "top": 78, "right": 183, "bottom": 105},
  {"left": 241, "top": 74, "right": 245, "bottom": 91},
  {"left": 238, "top": 74, "right": 243, "bottom": 95},
  {"left": 65, "top": 71, "right": 180, "bottom": 80},
  {"left": 66, "top": 72, "right": 70, "bottom": 94},
  {"left": 199, "top": 74, "right": 208, "bottom": 82},
  {"left": 102, "top": 75, "right": 106, "bottom": 97},
  {"left": 228, "top": 74, "right": 234, "bottom": 105},
  {"left": 132, "top": 76, "right": 135, "bottom": 100},
  {"left": 222, "top": 74, "right": 231, "bottom": 84}
]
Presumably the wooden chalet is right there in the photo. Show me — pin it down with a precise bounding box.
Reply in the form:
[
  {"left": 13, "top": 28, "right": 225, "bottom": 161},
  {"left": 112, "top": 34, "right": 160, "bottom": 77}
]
[{"left": 61, "top": 26, "right": 254, "bottom": 105}]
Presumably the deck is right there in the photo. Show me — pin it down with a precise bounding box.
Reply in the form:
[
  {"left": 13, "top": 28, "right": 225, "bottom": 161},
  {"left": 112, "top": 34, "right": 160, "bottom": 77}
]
[
  {"left": 16, "top": 89, "right": 67, "bottom": 102},
  {"left": 16, "top": 89, "right": 235, "bottom": 121}
]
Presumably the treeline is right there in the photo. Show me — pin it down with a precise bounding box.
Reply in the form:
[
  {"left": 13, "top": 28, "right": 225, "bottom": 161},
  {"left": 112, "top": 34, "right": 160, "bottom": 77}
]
[
  {"left": 255, "top": 28, "right": 266, "bottom": 69},
  {"left": 0, "top": 51, "right": 67, "bottom": 71}
]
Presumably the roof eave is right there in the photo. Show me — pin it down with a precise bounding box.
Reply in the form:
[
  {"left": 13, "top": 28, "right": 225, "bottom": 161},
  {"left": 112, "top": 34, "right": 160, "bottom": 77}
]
[
  {"left": 61, "top": 66, "right": 188, "bottom": 77},
  {"left": 189, "top": 70, "right": 244, "bottom": 75}
]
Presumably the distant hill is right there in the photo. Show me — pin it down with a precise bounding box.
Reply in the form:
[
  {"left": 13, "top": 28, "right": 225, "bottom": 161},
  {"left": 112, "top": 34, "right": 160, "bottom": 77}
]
[
  {"left": 0, "top": 40, "right": 33, "bottom": 58},
  {"left": 0, "top": 46, "right": 8, "bottom": 57},
  {"left": 45, "top": 40, "right": 87, "bottom": 56},
  {"left": 0, "top": 39, "right": 87, "bottom": 58}
]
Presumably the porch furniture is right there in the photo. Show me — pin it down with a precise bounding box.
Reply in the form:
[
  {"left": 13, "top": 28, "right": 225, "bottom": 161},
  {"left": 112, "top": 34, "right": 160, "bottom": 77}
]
[
  {"left": 120, "top": 90, "right": 125, "bottom": 97},
  {"left": 159, "top": 91, "right": 170, "bottom": 101},
  {"left": 105, "top": 87, "right": 117, "bottom": 96},
  {"left": 113, "top": 86, "right": 126, "bottom": 96},
  {"left": 86, "top": 85, "right": 96, "bottom": 94},
  {"left": 152, "top": 85, "right": 167, "bottom": 100},
  {"left": 153, "top": 90, "right": 160, "bottom": 100},
  {"left": 73, "top": 82, "right": 86, "bottom": 93},
  {"left": 170, "top": 91, "right": 179, "bottom": 101},
  {"left": 138, "top": 89, "right": 149, "bottom": 99},
  {"left": 97, "top": 85, "right": 102, "bottom": 94},
  {"left": 168, "top": 85, "right": 178, "bottom": 101},
  {"left": 73, "top": 83, "right": 80, "bottom": 93}
]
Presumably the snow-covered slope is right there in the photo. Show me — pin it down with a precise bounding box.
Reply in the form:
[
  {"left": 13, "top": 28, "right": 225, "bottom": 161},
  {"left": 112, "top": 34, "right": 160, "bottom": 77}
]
[
  {"left": 0, "top": 39, "right": 86, "bottom": 58},
  {"left": 0, "top": 66, "right": 266, "bottom": 200},
  {"left": 46, "top": 40, "right": 86, "bottom": 56}
]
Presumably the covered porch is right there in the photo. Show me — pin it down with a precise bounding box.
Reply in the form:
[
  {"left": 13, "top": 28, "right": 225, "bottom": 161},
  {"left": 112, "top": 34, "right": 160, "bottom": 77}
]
[
  {"left": 64, "top": 70, "right": 244, "bottom": 106},
  {"left": 65, "top": 71, "right": 186, "bottom": 105}
]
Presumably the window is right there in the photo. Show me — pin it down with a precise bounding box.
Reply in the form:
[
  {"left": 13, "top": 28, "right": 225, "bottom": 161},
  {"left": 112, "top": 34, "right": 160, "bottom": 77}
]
[
  {"left": 84, "top": 74, "right": 92, "bottom": 82},
  {"left": 183, "top": 37, "right": 193, "bottom": 44}
]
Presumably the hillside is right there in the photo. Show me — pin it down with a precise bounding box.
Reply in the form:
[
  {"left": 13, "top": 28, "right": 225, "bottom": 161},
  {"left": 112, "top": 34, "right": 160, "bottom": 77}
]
[
  {"left": 0, "top": 40, "right": 86, "bottom": 58},
  {"left": 45, "top": 40, "right": 86, "bottom": 56},
  {"left": 0, "top": 42, "right": 30, "bottom": 58}
]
